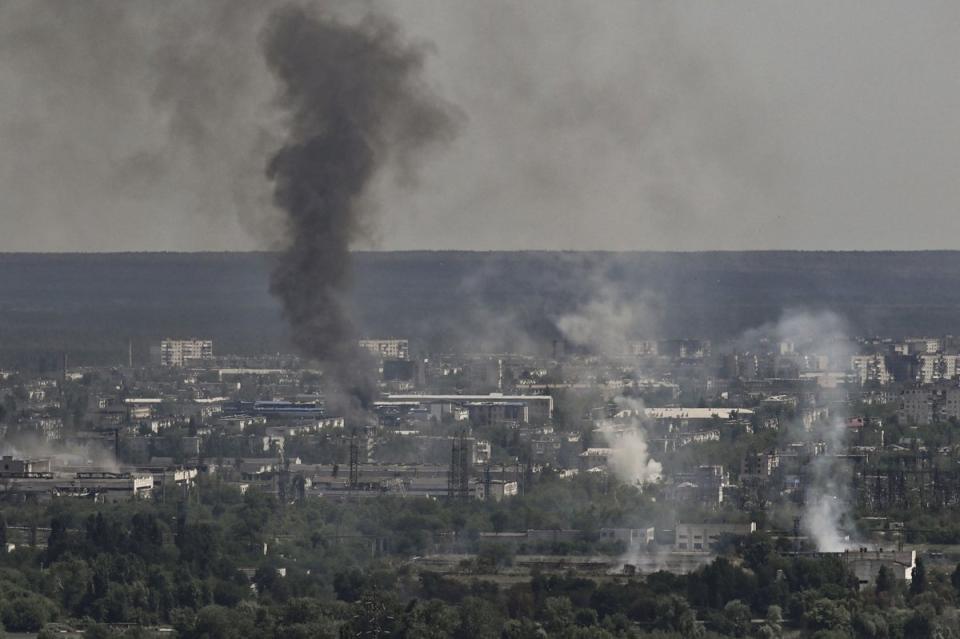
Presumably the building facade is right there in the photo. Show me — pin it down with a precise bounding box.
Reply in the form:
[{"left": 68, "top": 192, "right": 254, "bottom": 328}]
[
  {"left": 160, "top": 339, "right": 213, "bottom": 367},
  {"left": 359, "top": 339, "right": 409, "bottom": 360}
]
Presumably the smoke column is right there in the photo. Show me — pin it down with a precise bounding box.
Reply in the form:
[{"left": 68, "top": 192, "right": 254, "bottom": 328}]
[
  {"left": 736, "top": 310, "right": 856, "bottom": 551},
  {"left": 603, "top": 397, "right": 662, "bottom": 485},
  {"left": 261, "top": 4, "right": 459, "bottom": 414}
]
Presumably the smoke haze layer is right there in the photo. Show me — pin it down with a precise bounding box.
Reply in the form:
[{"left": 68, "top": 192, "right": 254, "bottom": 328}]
[{"left": 261, "top": 4, "right": 459, "bottom": 412}]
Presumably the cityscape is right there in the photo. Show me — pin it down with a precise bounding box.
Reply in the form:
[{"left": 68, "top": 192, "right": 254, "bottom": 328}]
[
  {"left": 0, "top": 322, "right": 956, "bottom": 637},
  {"left": 1, "top": 1, "right": 958, "bottom": 638}
]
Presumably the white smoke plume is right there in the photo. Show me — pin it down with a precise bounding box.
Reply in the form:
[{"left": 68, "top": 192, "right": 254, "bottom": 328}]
[
  {"left": 600, "top": 397, "right": 662, "bottom": 485},
  {"left": 802, "top": 412, "right": 855, "bottom": 552},
  {"left": 737, "top": 309, "right": 854, "bottom": 369},
  {"left": 738, "top": 310, "right": 856, "bottom": 551},
  {"left": 804, "top": 492, "right": 849, "bottom": 553},
  {"left": 556, "top": 282, "right": 660, "bottom": 356}
]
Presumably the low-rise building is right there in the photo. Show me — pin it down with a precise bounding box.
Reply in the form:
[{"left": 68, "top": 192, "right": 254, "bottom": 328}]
[
  {"left": 674, "top": 522, "right": 757, "bottom": 551},
  {"left": 843, "top": 549, "right": 915, "bottom": 588}
]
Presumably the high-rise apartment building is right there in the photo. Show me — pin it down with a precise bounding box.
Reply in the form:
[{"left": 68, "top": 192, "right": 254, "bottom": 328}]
[{"left": 160, "top": 339, "right": 213, "bottom": 367}]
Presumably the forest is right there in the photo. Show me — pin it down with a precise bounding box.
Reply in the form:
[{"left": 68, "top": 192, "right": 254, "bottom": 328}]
[
  {"left": 0, "top": 472, "right": 954, "bottom": 638},
  {"left": 4, "top": 251, "right": 960, "bottom": 365}
]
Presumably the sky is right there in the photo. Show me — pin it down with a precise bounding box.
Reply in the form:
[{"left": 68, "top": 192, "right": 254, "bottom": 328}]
[{"left": 1, "top": 1, "right": 959, "bottom": 252}]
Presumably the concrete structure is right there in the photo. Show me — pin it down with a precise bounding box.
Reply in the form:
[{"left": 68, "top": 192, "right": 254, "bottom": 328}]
[
  {"left": 224, "top": 400, "right": 326, "bottom": 419},
  {"left": 795, "top": 549, "right": 916, "bottom": 589},
  {"left": 383, "top": 393, "right": 554, "bottom": 423},
  {"left": 851, "top": 355, "right": 892, "bottom": 386},
  {"left": 630, "top": 340, "right": 659, "bottom": 357},
  {"left": 674, "top": 522, "right": 757, "bottom": 551},
  {"left": 599, "top": 527, "right": 656, "bottom": 547},
  {"left": 669, "top": 466, "right": 729, "bottom": 507},
  {"left": 0, "top": 471, "right": 153, "bottom": 502},
  {"left": 578, "top": 448, "right": 613, "bottom": 472},
  {"left": 842, "top": 549, "right": 916, "bottom": 588},
  {"left": 634, "top": 407, "right": 754, "bottom": 423},
  {"left": 359, "top": 338, "right": 409, "bottom": 360},
  {"left": 0, "top": 456, "right": 51, "bottom": 476},
  {"left": 918, "top": 354, "right": 960, "bottom": 384},
  {"left": 899, "top": 388, "right": 934, "bottom": 425},
  {"left": 943, "top": 388, "right": 960, "bottom": 422},
  {"left": 160, "top": 339, "right": 213, "bottom": 367},
  {"left": 477, "top": 479, "right": 518, "bottom": 501}
]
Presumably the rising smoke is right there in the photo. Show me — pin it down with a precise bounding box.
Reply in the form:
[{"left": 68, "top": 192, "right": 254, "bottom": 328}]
[
  {"left": 556, "top": 283, "right": 660, "bottom": 357},
  {"left": 260, "top": 4, "right": 460, "bottom": 414},
  {"left": 603, "top": 397, "right": 662, "bottom": 486},
  {"left": 804, "top": 412, "right": 856, "bottom": 552},
  {"left": 738, "top": 310, "right": 856, "bottom": 551}
]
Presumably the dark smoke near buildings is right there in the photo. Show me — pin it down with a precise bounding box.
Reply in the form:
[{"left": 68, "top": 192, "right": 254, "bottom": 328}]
[{"left": 260, "top": 4, "right": 459, "bottom": 416}]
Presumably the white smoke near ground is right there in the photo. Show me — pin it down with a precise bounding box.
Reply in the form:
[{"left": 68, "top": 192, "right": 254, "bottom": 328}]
[
  {"left": 0, "top": 439, "right": 121, "bottom": 473},
  {"left": 805, "top": 492, "right": 849, "bottom": 553},
  {"left": 802, "top": 411, "right": 855, "bottom": 552},
  {"left": 600, "top": 397, "right": 662, "bottom": 485},
  {"left": 737, "top": 309, "right": 856, "bottom": 552},
  {"left": 608, "top": 427, "right": 662, "bottom": 485}
]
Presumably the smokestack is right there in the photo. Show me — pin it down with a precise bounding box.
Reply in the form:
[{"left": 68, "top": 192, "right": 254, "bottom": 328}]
[{"left": 260, "top": 5, "right": 458, "bottom": 418}]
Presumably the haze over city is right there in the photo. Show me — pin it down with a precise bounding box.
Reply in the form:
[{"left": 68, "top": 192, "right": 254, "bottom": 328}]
[
  {"left": 2, "top": 1, "right": 960, "bottom": 251},
  {"left": 0, "top": 2, "right": 957, "bottom": 638}
]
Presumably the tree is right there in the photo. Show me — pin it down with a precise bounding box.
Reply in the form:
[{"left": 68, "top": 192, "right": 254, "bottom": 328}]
[
  {"left": 852, "top": 610, "right": 888, "bottom": 639},
  {"left": 911, "top": 556, "right": 927, "bottom": 596},
  {"left": 755, "top": 605, "right": 783, "bottom": 639},
  {"left": 333, "top": 569, "right": 366, "bottom": 603},
  {"left": 903, "top": 612, "right": 933, "bottom": 639},
  {"left": 501, "top": 618, "right": 547, "bottom": 639},
  {"left": 1, "top": 594, "right": 57, "bottom": 632},
  {"left": 454, "top": 597, "right": 501, "bottom": 639},
  {"left": 542, "top": 597, "right": 574, "bottom": 634},
  {"left": 476, "top": 542, "right": 513, "bottom": 573},
  {"left": 398, "top": 600, "right": 459, "bottom": 639},
  {"left": 721, "top": 600, "right": 751, "bottom": 638},
  {"left": 46, "top": 516, "right": 72, "bottom": 563},
  {"left": 950, "top": 562, "right": 960, "bottom": 593},
  {"left": 48, "top": 557, "right": 92, "bottom": 615},
  {"left": 803, "top": 598, "right": 850, "bottom": 634},
  {"left": 875, "top": 565, "right": 893, "bottom": 595}
]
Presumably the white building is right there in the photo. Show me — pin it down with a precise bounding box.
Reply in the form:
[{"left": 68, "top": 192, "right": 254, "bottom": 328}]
[
  {"left": 160, "top": 339, "right": 213, "bottom": 367},
  {"left": 851, "top": 355, "right": 891, "bottom": 386},
  {"left": 674, "top": 522, "right": 757, "bottom": 551},
  {"left": 359, "top": 338, "right": 409, "bottom": 360},
  {"left": 918, "top": 354, "right": 960, "bottom": 384}
]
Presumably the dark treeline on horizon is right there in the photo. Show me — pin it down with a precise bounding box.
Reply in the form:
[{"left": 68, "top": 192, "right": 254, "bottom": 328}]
[{"left": 0, "top": 251, "right": 958, "bottom": 367}]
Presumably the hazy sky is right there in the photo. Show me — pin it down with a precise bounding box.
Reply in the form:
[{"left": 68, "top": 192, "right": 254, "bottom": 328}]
[{"left": 1, "top": 1, "right": 959, "bottom": 251}]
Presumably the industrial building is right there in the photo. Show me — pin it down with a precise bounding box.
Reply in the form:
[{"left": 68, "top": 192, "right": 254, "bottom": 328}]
[
  {"left": 383, "top": 393, "right": 553, "bottom": 424},
  {"left": 0, "top": 470, "right": 153, "bottom": 502}
]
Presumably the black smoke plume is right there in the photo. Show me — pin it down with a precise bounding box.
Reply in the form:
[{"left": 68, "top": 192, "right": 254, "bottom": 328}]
[{"left": 261, "top": 4, "right": 459, "bottom": 416}]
